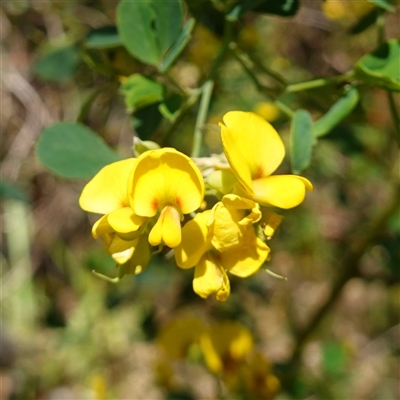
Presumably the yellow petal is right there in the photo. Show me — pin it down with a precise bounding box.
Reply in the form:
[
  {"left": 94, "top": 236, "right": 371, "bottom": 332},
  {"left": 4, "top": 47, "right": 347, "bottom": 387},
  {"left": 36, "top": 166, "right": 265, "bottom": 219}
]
[
  {"left": 219, "top": 236, "right": 270, "bottom": 278},
  {"left": 92, "top": 215, "right": 114, "bottom": 239},
  {"left": 175, "top": 211, "right": 213, "bottom": 269},
  {"left": 131, "top": 148, "right": 204, "bottom": 217},
  {"left": 222, "top": 194, "right": 261, "bottom": 225},
  {"left": 157, "top": 315, "right": 207, "bottom": 360},
  {"left": 193, "top": 254, "right": 225, "bottom": 299},
  {"left": 220, "top": 111, "right": 285, "bottom": 194},
  {"left": 260, "top": 209, "right": 284, "bottom": 238},
  {"left": 208, "top": 321, "right": 254, "bottom": 361},
  {"left": 148, "top": 205, "right": 182, "bottom": 248},
  {"left": 79, "top": 158, "right": 137, "bottom": 214},
  {"left": 211, "top": 196, "right": 260, "bottom": 253},
  {"left": 200, "top": 333, "right": 223, "bottom": 374},
  {"left": 252, "top": 175, "right": 313, "bottom": 209},
  {"left": 107, "top": 207, "right": 146, "bottom": 234},
  {"left": 119, "top": 234, "right": 151, "bottom": 275}
]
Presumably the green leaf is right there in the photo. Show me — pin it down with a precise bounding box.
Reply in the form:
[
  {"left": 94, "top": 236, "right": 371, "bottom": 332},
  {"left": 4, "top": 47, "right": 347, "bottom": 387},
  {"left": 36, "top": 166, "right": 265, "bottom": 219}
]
[
  {"left": 159, "top": 18, "right": 196, "bottom": 73},
  {"left": 0, "top": 180, "right": 29, "bottom": 202},
  {"left": 85, "top": 26, "right": 122, "bottom": 49},
  {"left": 227, "top": 0, "right": 299, "bottom": 20},
  {"left": 355, "top": 39, "right": 400, "bottom": 92},
  {"left": 117, "top": 0, "right": 183, "bottom": 67},
  {"left": 290, "top": 109, "right": 314, "bottom": 174},
  {"left": 367, "top": 0, "right": 396, "bottom": 12},
  {"left": 36, "top": 122, "right": 121, "bottom": 179},
  {"left": 121, "top": 74, "right": 164, "bottom": 111},
  {"left": 313, "top": 87, "right": 360, "bottom": 137},
  {"left": 33, "top": 45, "right": 80, "bottom": 82}
]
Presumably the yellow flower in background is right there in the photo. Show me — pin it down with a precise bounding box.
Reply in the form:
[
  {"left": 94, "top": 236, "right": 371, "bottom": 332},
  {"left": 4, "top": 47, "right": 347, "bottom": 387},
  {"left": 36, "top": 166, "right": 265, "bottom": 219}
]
[
  {"left": 208, "top": 111, "right": 313, "bottom": 209},
  {"left": 130, "top": 148, "right": 204, "bottom": 248},
  {"left": 253, "top": 101, "right": 280, "bottom": 122},
  {"left": 240, "top": 351, "right": 280, "bottom": 400},
  {"left": 200, "top": 321, "right": 253, "bottom": 375},
  {"left": 157, "top": 315, "right": 207, "bottom": 360},
  {"left": 175, "top": 194, "right": 270, "bottom": 301}
]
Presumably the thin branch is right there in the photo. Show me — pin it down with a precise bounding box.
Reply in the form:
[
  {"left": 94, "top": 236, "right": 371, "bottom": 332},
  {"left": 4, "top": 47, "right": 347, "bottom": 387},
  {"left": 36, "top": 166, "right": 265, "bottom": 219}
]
[{"left": 191, "top": 80, "right": 214, "bottom": 157}]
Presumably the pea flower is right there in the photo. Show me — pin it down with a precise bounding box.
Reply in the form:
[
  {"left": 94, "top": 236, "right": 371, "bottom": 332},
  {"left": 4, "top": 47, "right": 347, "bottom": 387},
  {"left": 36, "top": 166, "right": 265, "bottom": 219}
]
[
  {"left": 129, "top": 147, "right": 205, "bottom": 248},
  {"left": 208, "top": 111, "right": 313, "bottom": 209},
  {"left": 200, "top": 321, "right": 254, "bottom": 376},
  {"left": 79, "top": 158, "right": 150, "bottom": 273},
  {"left": 175, "top": 194, "right": 270, "bottom": 301}
]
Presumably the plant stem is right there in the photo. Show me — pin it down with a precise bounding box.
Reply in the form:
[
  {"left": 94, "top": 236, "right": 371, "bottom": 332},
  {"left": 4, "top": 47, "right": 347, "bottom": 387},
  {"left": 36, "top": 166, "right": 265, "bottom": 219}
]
[
  {"left": 286, "top": 71, "right": 354, "bottom": 93},
  {"left": 287, "top": 180, "right": 400, "bottom": 365},
  {"left": 191, "top": 80, "right": 214, "bottom": 157},
  {"left": 231, "top": 43, "right": 288, "bottom": 87},
  {"left": 161, "top": 19, "right": 233, "bottom": 144}
]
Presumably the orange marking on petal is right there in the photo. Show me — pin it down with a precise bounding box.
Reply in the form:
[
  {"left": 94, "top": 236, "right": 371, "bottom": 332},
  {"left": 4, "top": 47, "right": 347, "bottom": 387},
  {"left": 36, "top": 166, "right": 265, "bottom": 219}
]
[
  {"left": 175, "top": 197, "right": 182, "bottom": 208},
  {"left": 152, "top": 199, "right": 159, "bottom": 211}
]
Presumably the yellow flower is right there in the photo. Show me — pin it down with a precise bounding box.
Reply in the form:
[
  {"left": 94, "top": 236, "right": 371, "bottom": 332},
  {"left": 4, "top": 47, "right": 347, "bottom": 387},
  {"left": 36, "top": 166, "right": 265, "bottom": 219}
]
[
  {"left": 157, "top": 315, "right": 207, "bottom": 360},
  {"left": 208, "top": 111, "right": 313, "bottom": 209},
  {"left": 240, "top": 351, "right": 280, "bottom": 399},
  {"left": 130, "top": 148, "right": 205, "bottom": 248},
  {"left": 253, "top": 101, "right": 280, "bottom": 122},
  {"left": 200, "top": 321, "right": 253, "bottom": 376},
  {"left": 175, "top": 194, "right": 270, "bottom": 301},
  {"left": 79, "top": 158, "right": 150, "bottom": 272}
]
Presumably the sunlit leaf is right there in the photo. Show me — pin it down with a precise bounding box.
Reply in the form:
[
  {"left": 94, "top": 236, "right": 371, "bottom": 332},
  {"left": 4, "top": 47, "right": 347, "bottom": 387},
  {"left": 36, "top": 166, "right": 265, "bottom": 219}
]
[
  {"left": 355, "top": 39, "right": 400, "bottom": 92},
  {"left": 313, "top": 87, "right": 360, "bottom": 137},
  {"left": 33, "top": 45, "right": 80, "bottom": 82},
  {"left": 159, "top": 18, "right": 196, "bottom": 73},
  {"left": 117, "top": 0, "right": 183, "bottom": 67},
  {"left": 36, "top": 122, "right": 121, "bottom": 179},
  {"left": 121, "top": 74, "right": 164, "bottom": 111},
  {"left": 290, "top": 109, "right": 314, "bottom": 174},
  {"left": 85, "top": 26, "right": 122, "bottom": 49}
]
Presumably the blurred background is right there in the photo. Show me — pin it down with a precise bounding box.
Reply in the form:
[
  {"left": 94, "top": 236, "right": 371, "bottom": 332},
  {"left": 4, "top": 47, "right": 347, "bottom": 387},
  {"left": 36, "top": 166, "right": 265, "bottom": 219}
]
[{"left": 1, "top": 0, "right": 399, "bottom": 399}]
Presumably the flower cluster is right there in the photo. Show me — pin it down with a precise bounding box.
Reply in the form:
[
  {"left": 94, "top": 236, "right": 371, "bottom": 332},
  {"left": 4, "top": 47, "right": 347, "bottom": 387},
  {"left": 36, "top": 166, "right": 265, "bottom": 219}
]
[
  {"left": 79, "top": 111, "right": 312, "bottom": 300},
  {"left": 156, "top": 315, "right": 280, "bottom": 399}
]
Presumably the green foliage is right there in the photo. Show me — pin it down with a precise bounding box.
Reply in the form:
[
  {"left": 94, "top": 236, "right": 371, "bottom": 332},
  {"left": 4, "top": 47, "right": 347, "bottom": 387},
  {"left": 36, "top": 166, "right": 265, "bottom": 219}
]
[
  {"left": 159, "top": 18, "right": 196, "bottom": 73},
  {"left": 121, "top": 74, "right": 164, "bottom": 110},
  {"left": 290, "top": 109, "right": 314, "bottom": 174},
  {"left": 84, "top": 26, "right": 122, "bottom": 49},
  {"left": 36, "top": 122, "right": 121, "bottom": 179},
  {"left": 313, "top": 87, "right": 360, "bottom": 137},
  {"left": 355, "top": 39, "right": 400, "bottom": 92},
  {"left": 117, "top": 0, "right": 184, "bottom": 68},
  {"left": 33, "top": 45, "right": 80, "bottom": 82}
]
